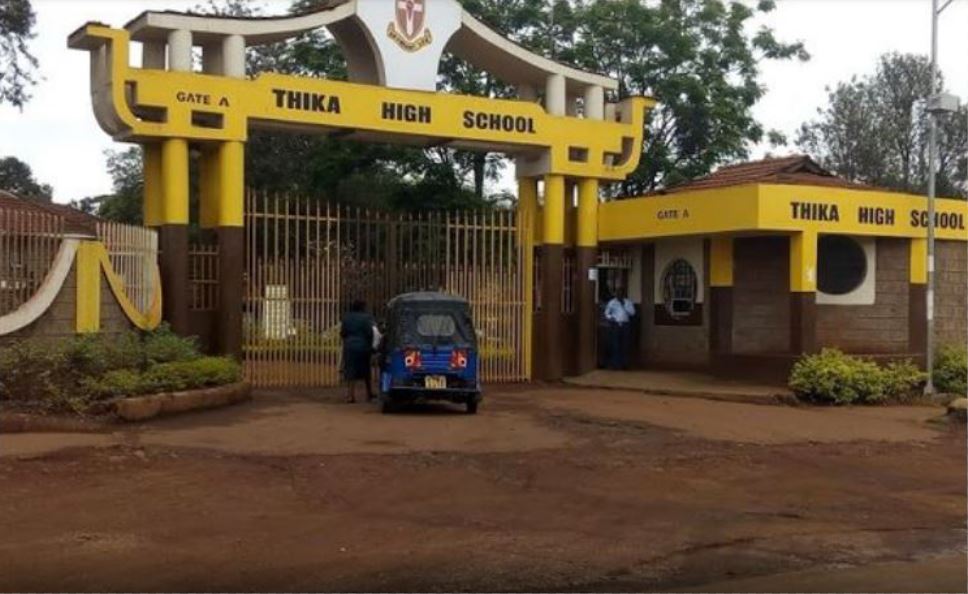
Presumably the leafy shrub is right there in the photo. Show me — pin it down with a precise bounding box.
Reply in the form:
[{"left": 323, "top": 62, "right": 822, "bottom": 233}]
[
  {"left": 84, "top": 357, "right": 242, "bottom": 400},
  {"left": 789, "top": 348, "right": 924, "bottom": 405},
  {"left": 64, "top": 332, "right": 143, "bottom": 377},
  {"left": 880, "top": 360, "right": 926, "bottom": 402},
  {"left": 82, "top": 369, "right": 143, "bottom": 400},
  {"left": 141, "top": 357, "right": 241, "bottom": 393},
  {"left": 142, "top": 324, "right": 201, "bottom": 366},
  {"left": 0, "top": 330, "right": 228, "bottom": 413},
  {"left": 0, "top": 339, "right": 68, "bottom": 403},
  {"left": 934, "top": 345, "right": 967, "bottom": 395}
]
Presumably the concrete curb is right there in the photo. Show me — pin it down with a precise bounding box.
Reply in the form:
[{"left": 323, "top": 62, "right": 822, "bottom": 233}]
[
  {"left": 0, "top": 413, "right": 113, "bottom": 434},
  {"left": 561, "top": 379, "right": 799, "bottom": 406},
  {"left": 112, "top": 382, "right": 252, "bottom": 422},
  {"left": 1, "top": 383, "right": 253, "bottom": 432}
]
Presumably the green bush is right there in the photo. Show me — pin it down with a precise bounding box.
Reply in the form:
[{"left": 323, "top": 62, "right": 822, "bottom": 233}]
[
  {"left": 84, "top": 357, "right": 241, "bottom": 400},
  {"left": 142, "top": 324, "right": 201, "bottom": 366},
  {"left": 880, "top": 360, "right": 926, "bottom": 402},
  {"left": 789, "top": 348, "right": 924, "bottom": 405},
  {"left": 64, "top": 332, "right": 144, "bottom": 377},
  {"left": 0, "top": 339, "right": 69, "bottom": 403},
  {"left": 140, "top": 357, "right": 241, "bottom": 394},
  {"left": 934, "top": 345, "right": 967, "bottom": 395},
  {"left": 0, "top": 330, "right": 230, "bottom": 413},
  {"left": 82, "top": 369, "right": 144, "bottom": 400}
]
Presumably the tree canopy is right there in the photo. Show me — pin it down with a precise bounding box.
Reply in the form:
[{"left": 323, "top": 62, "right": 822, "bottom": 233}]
[
  {"left": 797, "top": 52, "right": 967, "bottom": 199},
  {"left": 0, "top": 0, "right": 39, "bottom": 108},
  {"left": 0, "top": 155, "right": 51, "bottom": 199}
]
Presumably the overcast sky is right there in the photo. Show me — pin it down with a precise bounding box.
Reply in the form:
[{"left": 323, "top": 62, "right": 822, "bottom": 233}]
[{"left": 0, "top": 0, "right": 965, "bottom": 203}]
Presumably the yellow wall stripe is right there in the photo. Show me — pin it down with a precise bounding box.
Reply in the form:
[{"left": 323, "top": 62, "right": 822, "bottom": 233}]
[
  {"left": 75, "top": 241, "right": 101, "bottom": 333},
  {"left": 789, "top": 231, "right": 818, "bottom": 293},
  {"left": 709, "top": 236, "right": 734, "bottom": 287},
  {"left": 577, "top": 178, "right": 599, "bottom": 248},
  {"left": 910, "top": 237, "right": 927, "bottom": 284}
]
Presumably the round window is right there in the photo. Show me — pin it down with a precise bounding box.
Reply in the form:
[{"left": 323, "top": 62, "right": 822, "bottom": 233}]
[
  {"left": 817, "top": 235, "right": 867, "bottom": 295},
  {"left": 662, "top": 259, "right": 698, "bottom": 318}
]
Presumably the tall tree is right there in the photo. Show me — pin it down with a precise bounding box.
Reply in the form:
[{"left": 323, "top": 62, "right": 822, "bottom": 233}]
[
  {"left": 569, "top": 0, "right": 808, "bottom": 196},
  {"left": 0, "top": 155, "right": 51, "bottom": 199},
  {"left": 797, "top": 53, "right": 967, "bottom": 198},
  {"left": 72, "top": 148, "right": 143, "bottom": 224},
  {"left": 0, "top": 0, "right": 38, "bottom": 108}
]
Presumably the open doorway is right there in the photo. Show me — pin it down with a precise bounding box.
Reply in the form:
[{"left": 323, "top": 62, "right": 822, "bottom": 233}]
[{"left": 595, "top": 252, "right": 637, "bottom": 368}]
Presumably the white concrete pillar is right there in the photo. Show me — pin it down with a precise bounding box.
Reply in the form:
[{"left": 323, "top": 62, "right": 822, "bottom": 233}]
[
  {"left": 566, "top": 96, "right": 580, "bottom": 117},
  {"left": 605, "top": 103, "right": 617, "bottom": 122},
  {"left": 222, "top": 34, "right": 245, "bottom": 79},
  {"left": 583, "top": 85, "right": 604, "bottom": 121},
  {"left": 545, "top": 73, "right": 566, "bottom": 116},
  {"left": 142, "top": 41, "right": 166, "bottom": 69},
  {"left": 518, "top": 84, "right": 538, "bottom": 102},
  {"left": 202, "top": 45, "right": 223, "bottom": 75},
  {"left": 167, "top": 29, "right": 193, "bottom": 72}
]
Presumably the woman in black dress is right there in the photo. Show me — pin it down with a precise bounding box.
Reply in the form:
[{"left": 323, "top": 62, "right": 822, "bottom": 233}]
[{"left": 340, "top": 299, "right": 375, "bottom": 403}]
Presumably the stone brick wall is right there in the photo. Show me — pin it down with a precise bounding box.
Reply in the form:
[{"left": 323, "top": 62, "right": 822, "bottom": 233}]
[
  {"left": 639, "top": 242, "right": 710, "bottom": 366},
  {"left": 732, "top": 236, "right": 790, "bottom": 354},
  {"left": 2, "top": 267, "right": 78, "bottom": 342},
  {"left": 816, "top": 238, "right": 909, "bottom": 354},
  {"left": 0, "top": 262, "right": 138, "bottom": 345},
  {"left": 935, "top": 240, "right": 967, "bottom": 349}
]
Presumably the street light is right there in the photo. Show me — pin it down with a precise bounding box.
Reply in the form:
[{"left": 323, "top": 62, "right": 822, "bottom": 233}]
[{"left": 924, "top": 0, "right": 961, "bottom": 395}]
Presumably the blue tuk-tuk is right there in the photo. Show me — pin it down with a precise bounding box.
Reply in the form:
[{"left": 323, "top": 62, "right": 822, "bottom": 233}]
[{"left": 378, "top": 292, "right": 481, "bottom": 414}]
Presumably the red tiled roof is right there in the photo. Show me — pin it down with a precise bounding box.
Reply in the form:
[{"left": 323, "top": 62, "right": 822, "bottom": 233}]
[
  {"left": 652, "top": 155, "right": 875, "bottom": 196},
  {"left": 0, "top": 190, "right": 100, "bottom": 236}
]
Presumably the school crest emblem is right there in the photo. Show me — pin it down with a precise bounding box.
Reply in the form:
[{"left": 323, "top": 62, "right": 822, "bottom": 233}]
[{"left": 388, "top": 0, "right": 433, "bottom": 52}]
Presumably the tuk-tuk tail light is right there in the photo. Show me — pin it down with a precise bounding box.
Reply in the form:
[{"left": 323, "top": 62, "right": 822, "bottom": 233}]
[
  {"left": 404, "top": 350, "right": 422, "bottom": 369},
  {"left": 450, "top": 349, "right": 468, "bottom": 369}
]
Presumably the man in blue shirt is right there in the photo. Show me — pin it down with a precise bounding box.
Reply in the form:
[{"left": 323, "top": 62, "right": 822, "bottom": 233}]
[{"left": 604, "top": 288, "right": 636, "bottom": 369}]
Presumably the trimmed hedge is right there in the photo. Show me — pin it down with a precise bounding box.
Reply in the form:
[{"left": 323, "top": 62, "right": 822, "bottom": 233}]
[
  {"left": 0, "top": 326, "right": 240, "bottom": 414},
  {"left": 789, "top": 348, "right": 924, "bottom": 405},
  {"left": 934, "top": 345, "right": 967, "bottom": 396},
  {"left": 85, "top": 358, "right": 241, "bottom": 400}
]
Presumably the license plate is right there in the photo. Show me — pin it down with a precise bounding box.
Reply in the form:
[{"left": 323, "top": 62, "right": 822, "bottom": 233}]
[{"left": 424, "top": 376, "right": 447, "bottom": 389}]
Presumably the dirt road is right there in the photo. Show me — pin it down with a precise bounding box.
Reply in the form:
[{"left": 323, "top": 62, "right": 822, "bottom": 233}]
[{"left": 1, "top": 387, "right": 964, "bottom": 592}]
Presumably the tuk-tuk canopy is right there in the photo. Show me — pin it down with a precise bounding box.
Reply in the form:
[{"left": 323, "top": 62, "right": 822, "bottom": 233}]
[{"left": 385, "top": 292, "right": 477, "bottom": 348}]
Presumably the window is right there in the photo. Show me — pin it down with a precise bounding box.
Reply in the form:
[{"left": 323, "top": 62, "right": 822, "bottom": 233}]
[
  {"left": 818, "top": 235, "right": 867, "bottom": 296},
  {"left": 661, "top": 259, "right": 698, "bottom": 318},
  {"left": 416, "top": 314, "right": 457, "bottom": 337}
]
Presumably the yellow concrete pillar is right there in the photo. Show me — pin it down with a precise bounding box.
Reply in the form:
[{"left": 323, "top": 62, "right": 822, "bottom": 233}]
[
  {"left": 199, "top": 141, "right": 244, "bottom": 228},
  {"left": 75, "top": 241, "right": 101, "bottom": 333},
  {"left": 576, "top": 178, "right": 599, "bottom": 248},
  {"left": 143, "top": 144, "right": 163, "bottom": 227},
  {"left": 160, "top": 138, "right": 189, "bottom": 225},
  {"left": 542, "top": 174, "right": 566, "bottom": 245},
  {"left": 710, "top": 237, "right": 734, "bottom": 287},
  {"left": 789, "top": 231, "right": 818, "bottom": 292},
  {"left": 199, "top": 146, "right": 220, "bottom": 229},
  {"left": 518, "top": 177, "right": 539, "bottom": 380},
  {"left": 910, "top": 237, "right": 927, "bottom": 284},
  {"left": 217, "top": 141, "right": 245, "bottom": 227},
  {"left": 789, "top": 231, "right": 818, "bottom": 354}
]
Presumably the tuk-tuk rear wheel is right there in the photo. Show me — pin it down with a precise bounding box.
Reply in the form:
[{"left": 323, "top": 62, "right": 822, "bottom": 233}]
[{"left": 466, "top": 399, "right": 478, "bottom": 415}]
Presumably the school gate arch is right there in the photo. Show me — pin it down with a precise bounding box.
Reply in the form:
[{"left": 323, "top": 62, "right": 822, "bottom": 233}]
[{"left": 70, "top": 0, "right": 655, "bottom": 382}]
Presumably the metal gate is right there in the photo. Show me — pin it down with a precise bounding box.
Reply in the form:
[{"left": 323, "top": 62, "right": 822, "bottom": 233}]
[{"left": 243, "top": 191, "right": 528, "bottom": 387}]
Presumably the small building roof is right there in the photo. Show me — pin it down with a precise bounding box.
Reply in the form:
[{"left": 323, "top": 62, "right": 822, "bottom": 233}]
[
  {"left": 0, "top": 190, "right": 100, "bottom": 236},
  {"left": 387, "top": 292, "right": 470, "bottom": 307},
  {"left": 654, "top": 155, "right": 873, "bottom": 196}
]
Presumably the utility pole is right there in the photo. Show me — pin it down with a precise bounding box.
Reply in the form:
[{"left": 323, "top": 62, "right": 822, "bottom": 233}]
[
  {"left": 925, "top": 0, "right": 939, "bottom": 395},
  {"left": 924, "top": 0, "right": 961, "bottom": 395}
]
